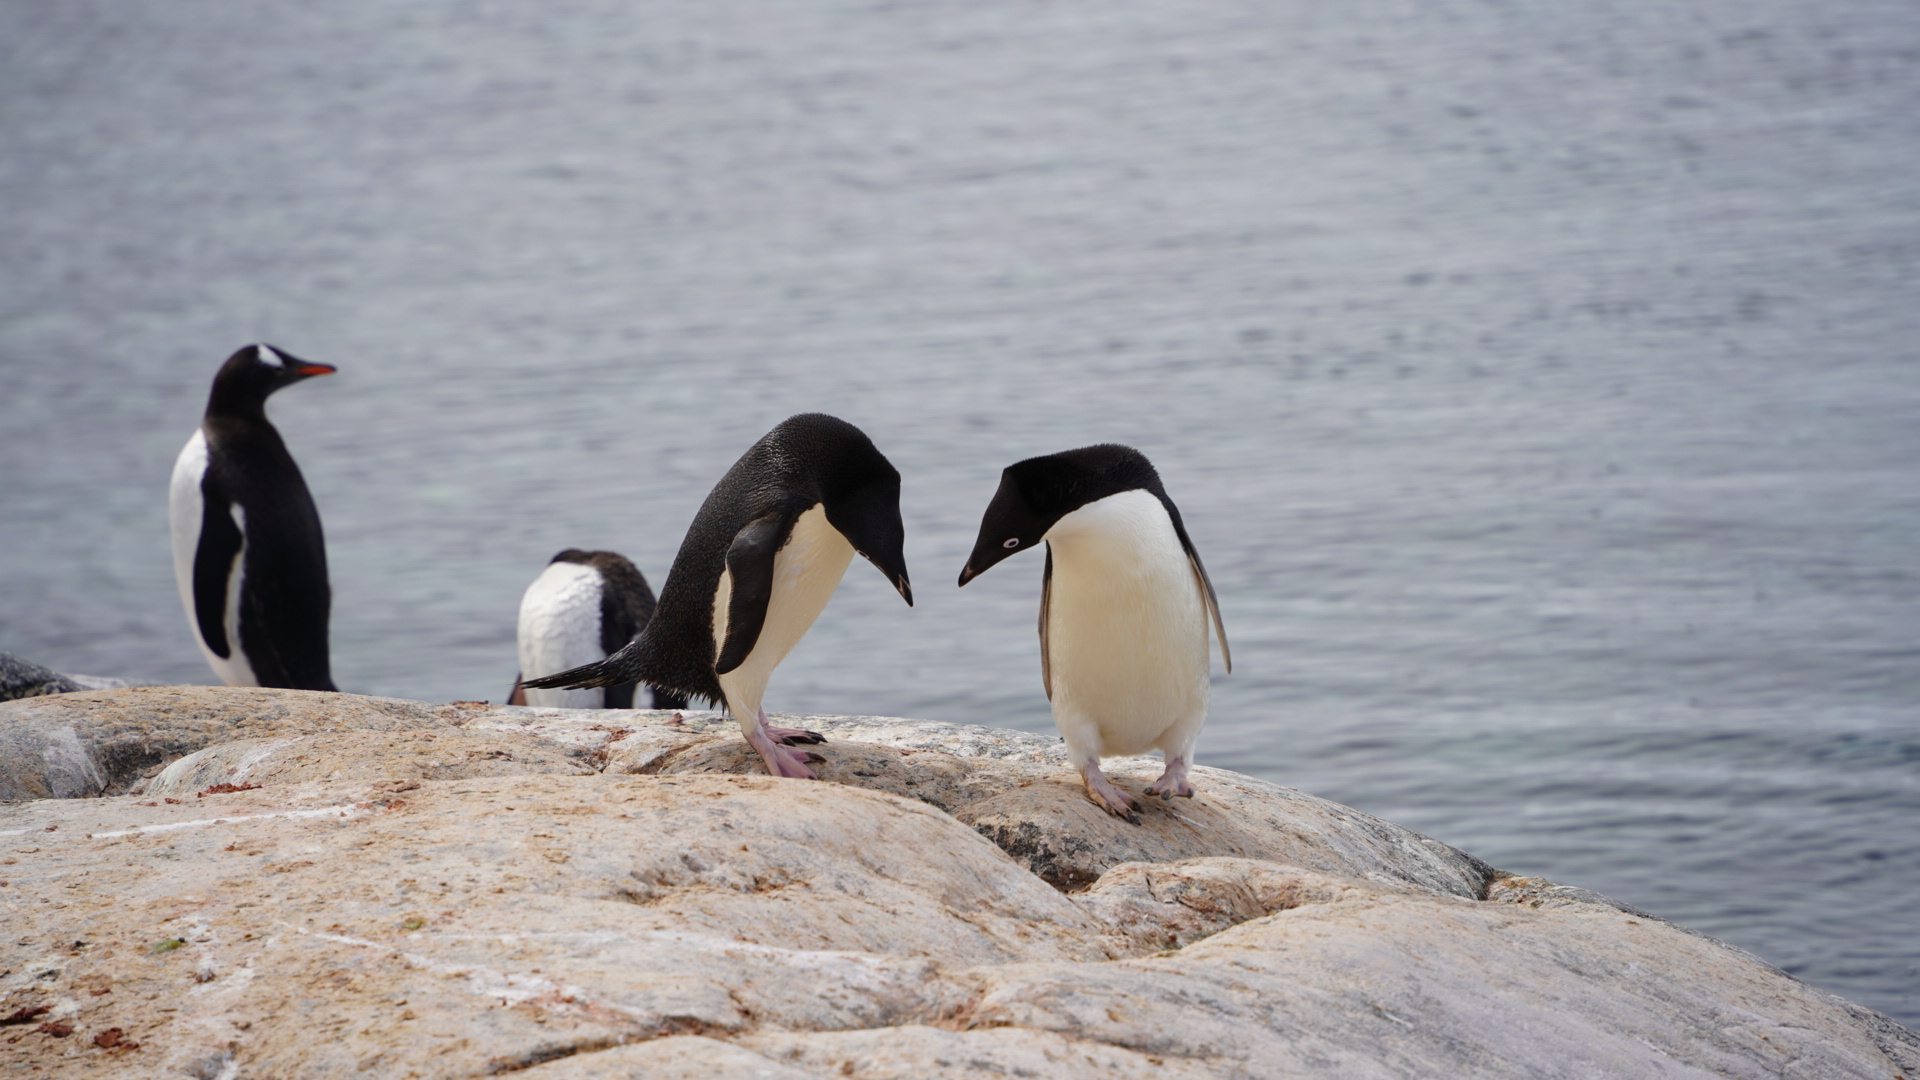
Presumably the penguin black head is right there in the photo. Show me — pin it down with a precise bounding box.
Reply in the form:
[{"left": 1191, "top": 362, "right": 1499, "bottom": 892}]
[
  {"left": 798, "top": 414, "right": 914, "bottom": 606},
  {"left": 206, "top": 343, "right": 336, "bottom": 419},
  {"left": 958, "top": 444, "right": 1163, "bottom": 586}
]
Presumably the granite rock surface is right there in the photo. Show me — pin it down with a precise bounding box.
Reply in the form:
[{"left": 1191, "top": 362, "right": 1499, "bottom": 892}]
[{"left": 1, "top": 687, "right": 1913, "bottom": 1078}]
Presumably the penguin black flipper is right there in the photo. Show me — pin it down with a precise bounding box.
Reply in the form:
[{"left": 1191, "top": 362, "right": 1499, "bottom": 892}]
[
  {"left": 1186, "top": 549, "right": 1231, "bottom": 674},
  {"left": 1038, "top": 542, "right": 1054, "bottom": 701},
  {"left": 715, "top": 511, "right": 790, "bottom": 676},
  {"left": 1157, "top": 499, "right": 1233, "bottom": 674},
  {"left": 191, "top": 482, "right": 244, "bottom": 660}
]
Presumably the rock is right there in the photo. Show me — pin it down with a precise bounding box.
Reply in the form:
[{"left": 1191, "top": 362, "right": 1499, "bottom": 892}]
[
  {"left": 0, "top": 654, "right": 134, "bottom": 705},
  {"left": 0, "top": 686, "right": 703, "bottom": 801},
  {"left": 144, "top": 730, "right": 598, "bottom": 797},
  {"left": 0, "top": 687, "right": 1914, "bottom": 1077},
  {"left": 0, "top": 687, "right": 449, "bottom": 801},
  {"left": 0, "top": 690, "right": 1493, "bottom": 900},
  {"left": 631, "top": 727, "right": 1496, "bottom": 898},
  {"left": 515, "top": 1035, "right": 824, "bottom": 1079},
  {"left": 0, "top": 654, "right": 88, "bottom": 702}
]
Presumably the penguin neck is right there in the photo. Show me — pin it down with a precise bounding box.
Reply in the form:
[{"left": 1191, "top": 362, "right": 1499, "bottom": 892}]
[
  {"left": 1043, "top": 488, "right": 1177, "bottom": 567},
  {"left": 202, "top": 398, "right": 291, "bottom": 458},
  {"left": 205, "top": 381, "right": 276, "bottom": 427}
]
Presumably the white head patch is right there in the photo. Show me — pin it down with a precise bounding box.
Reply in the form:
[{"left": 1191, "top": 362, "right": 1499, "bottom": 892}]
[{"left": 255, "top": 343, "right": 284, "bottom": 368}]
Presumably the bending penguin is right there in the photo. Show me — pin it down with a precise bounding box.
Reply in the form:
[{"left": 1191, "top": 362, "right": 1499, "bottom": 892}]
[
  {"left": 958, "top": 444, "right": 1230, "bottom": 819},
  {"left": 168, "top": 343, "right": 339, "bottom": 691},
  {"left": 523, "top": 414, "right": 912, "bottom": 778},
  {"left": 508, "top": 549, "right": 689, "bottom": 710}
]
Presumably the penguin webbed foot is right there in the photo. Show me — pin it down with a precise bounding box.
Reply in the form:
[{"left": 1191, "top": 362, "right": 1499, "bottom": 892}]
[
  {"left": 1078, "top": 759, "right": 1143, "bottom": 824},
  {"left": 1144, "top": 756, "right": 1195, "bottom": 801},
  {"left": 744, "top": 711, "right": 820, "bottom": 779},
  {"left": 765, "top": 725, "right": 826, "bottom": 746},
  {"left": 750, "top": 737, "right": 820, "bottom": 779}
]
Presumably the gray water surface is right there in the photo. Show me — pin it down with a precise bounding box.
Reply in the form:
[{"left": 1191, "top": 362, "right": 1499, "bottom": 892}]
[{"left": 3, "top": 0, "right": 1918, "bottom": 1024}]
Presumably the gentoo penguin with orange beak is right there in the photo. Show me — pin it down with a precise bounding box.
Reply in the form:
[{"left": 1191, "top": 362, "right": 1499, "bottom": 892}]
[
  {"left": 168, "top": 344, "right": 338, "bottom": 691},
  {"left": 959, "top": 445, "right": 1230, "bottom": 818},
  {"left": 523, "top": 414, "right": 912, "bottom": 778}
]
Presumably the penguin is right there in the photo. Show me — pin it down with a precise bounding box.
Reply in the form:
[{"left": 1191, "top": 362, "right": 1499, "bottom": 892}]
[
  {"left": 506, "top": 549, "right": 689, "bottom": 710},
  {"left": 168, "top": 343, "right": 339, "bottom": 691},
  {"left": 522, "top": 414, "right": 913, "bottom": 778},
  {"left": 957, "top": 444, "right": 1230, "bottom": 819}
]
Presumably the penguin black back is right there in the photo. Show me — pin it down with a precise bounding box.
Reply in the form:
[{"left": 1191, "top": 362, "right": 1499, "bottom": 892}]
[{"left": 175, "top": 344, "right": 338, "bottom": 691}]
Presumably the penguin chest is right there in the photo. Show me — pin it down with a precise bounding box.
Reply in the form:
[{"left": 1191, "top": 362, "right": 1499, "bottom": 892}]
[
  {"left": 169, "top": 429, "right": 260, "bottom": 687},
  {"left": 712, "top": 504, "right": 855, "bottom": 706},
  {"left": 1042, "top": 489, "right": 1210, "bottom": 756},
  {"left": 517, "top": 561, "right": 608, "bottom": 709}
]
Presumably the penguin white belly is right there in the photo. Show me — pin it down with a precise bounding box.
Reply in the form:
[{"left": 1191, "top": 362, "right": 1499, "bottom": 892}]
[
  {"left": 168, "top": 430, "right": 259, "bottom": 687},
  {"left": 713, "top": 503, "right": 855, "bottom": 718},
  {"left": 167, "top": 430, "right": 208, "bottom": 635},
  {"left": 517, "top": 561, "right": 607, "bottom": 709},
  {"left": 1043, "top": 489, "right": 1210, "bottom": 760}
]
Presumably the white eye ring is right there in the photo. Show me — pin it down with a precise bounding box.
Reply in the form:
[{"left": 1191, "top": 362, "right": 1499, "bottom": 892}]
[{"left": 1003, "top": 538, "right": 1021, "bottom": 549}]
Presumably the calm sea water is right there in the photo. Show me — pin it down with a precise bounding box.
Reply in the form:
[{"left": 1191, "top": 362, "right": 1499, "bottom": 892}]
[{"left": 3, "top": 0, "right": 1917, "bottom": 1024}]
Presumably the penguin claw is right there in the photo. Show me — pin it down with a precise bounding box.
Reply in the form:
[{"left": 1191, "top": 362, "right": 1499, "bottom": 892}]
[{"left": 766, "top": 726, "right": 826, "bottom": 746}]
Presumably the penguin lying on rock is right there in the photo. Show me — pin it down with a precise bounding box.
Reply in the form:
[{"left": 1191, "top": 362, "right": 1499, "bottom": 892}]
[
  {"left": 507, "top": 549, "right": 688, "bottom": 710},
  {"left": 523, "top": 414, "right": 913, "bottom": 778},
  {"left": 168, "top": 344, "right": 338, "bottom": 691},
  {"left": 959, "top": 444, "right": 1230, "bottom": 819}
]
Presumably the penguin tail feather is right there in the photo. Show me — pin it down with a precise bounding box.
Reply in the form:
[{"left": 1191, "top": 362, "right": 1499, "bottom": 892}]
[{"left": 520, "top": 658, "right": 625, "bottom": 691}]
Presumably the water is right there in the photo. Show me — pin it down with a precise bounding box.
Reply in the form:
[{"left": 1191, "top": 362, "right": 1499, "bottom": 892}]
[{"left": 3, "top": 0, "right": 1918, "bottom": 1024}]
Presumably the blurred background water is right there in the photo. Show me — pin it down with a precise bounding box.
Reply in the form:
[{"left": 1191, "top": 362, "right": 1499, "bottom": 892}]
[{"left": 3, "top": 0, "right": 1917, "bottom": 1024}]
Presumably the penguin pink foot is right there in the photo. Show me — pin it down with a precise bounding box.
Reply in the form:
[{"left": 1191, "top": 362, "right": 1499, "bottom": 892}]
[
  {"left": 764, "top": 724, "right": 826, "bottom": 745},
  {"left": 745, "top": 715, "right": 821, "bottom": 779},
  {"left": 1145, "top": 756, "right": 1195, "bottom": 800},
  {"left": 1078, "top": 758, "right": 1141, "bottom": 822}
]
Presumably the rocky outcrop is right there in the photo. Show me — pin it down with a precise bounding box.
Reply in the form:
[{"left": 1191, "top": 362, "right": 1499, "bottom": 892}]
[
  {"left": 0, "top": 653, "right": 128, "bottom": 705},
  {"left": 1, "top": 687, "right": 1914, "bottom": 1078}
]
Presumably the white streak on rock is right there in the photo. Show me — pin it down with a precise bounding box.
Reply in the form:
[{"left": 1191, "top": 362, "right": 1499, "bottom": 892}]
[{"left": 90, "top": 804, "right": 366, "bottom": 838}]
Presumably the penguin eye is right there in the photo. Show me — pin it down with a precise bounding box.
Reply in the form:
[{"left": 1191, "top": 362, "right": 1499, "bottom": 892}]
[{"left": 1003, "top": 538, "right": 1020, "bottom": 549}]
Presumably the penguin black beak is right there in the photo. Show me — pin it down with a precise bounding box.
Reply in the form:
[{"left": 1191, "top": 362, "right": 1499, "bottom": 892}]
[
  {"left": 855, "top": 549, "right": 914, "bottom": 607},
  {"left": 957, "top": 563, "right": 977, "bottom": 588}
]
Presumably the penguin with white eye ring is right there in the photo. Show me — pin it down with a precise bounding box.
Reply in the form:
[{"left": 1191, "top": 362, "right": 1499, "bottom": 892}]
[{"left": 959, "top": 444, "right": 1230, "bottom": 820}]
